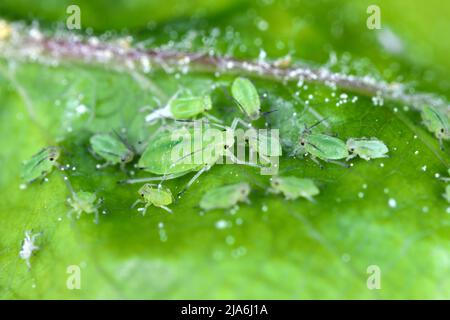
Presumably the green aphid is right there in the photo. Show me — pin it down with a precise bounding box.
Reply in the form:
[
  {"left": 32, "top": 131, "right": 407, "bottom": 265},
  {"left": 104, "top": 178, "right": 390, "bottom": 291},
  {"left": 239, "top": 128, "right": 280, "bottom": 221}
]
[
  {"left": 199, "top": 182, "right": 251, "bottom": 211},
  {"left": 121, "top": 119, "right": 259, "bottom": 196},
  {"left": 294, "top": 133, "right": 348, "bottom": 165},
  {"left": 346, "top": 138, "right": 389, "bottom": 161},
  {"left": 269, "top": 176, "right": 319, "bottom": 202},
  {"left": 21, "top": 146, "right": 61, "bottom": 184},
  {"left": 292, "top": 122, "right": 348, "bottom": 167},
  {"left": 67, "top": 190, "right": 102, "bottom": 224},
  {"left": 132, "top": 183, "right": 173, "bottom": 214},
  {"left": 421, "top": 106, "right": 450, "bottom": 149},
  {"left": 231, "top": 77, "right": 261, "bottom": 120},
  {"left": 145, "top": 92, "right": 212, "bottom": 123},
  {"left": 443, "top": 185, "right": 450, "bottom": 203},
  {"left": 90, "top": 132, "right": 134, "bottom": 170}
]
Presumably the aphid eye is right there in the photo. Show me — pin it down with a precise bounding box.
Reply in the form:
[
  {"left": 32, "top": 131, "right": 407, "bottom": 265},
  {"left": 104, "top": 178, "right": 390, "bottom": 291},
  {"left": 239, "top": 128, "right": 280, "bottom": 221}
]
[
  {"left": 274, "top": 181, "right": 280, "bottom": 186},
  {"left": 140, "top": 193, "right": 144, "bottom": 197},
  {"left": 49, "top": 157, "right": 54, "bottom": 161},
  {"left": 350, "top": 148, "right": 355, "bottom": 152},
  {"left": 224, "top": 145, "right": 229, "bottom": 149},
  {"left": 300, "top": 141, "right": 305, "bottom": 146},
  {"left": 121, "top": 158, "right": 126, "bottom": 162},
  {"left": 440, "top": 128, "right": 445, "bottom": 133}
]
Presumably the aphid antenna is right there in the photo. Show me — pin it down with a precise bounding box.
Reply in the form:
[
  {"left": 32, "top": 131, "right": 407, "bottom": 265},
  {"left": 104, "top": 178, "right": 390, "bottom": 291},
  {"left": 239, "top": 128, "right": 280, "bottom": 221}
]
[
  {"left": 218, "top": 85, "right": 246, "bottom": 115},
  {"left": 261, "top": 109, "right": 278, "bottom": 117},
  {"left": 112, "top": 129, "right": 136, "bottom": 153},
  {"left": 305, "top": 117, "right": 331, "bottom": 132}
]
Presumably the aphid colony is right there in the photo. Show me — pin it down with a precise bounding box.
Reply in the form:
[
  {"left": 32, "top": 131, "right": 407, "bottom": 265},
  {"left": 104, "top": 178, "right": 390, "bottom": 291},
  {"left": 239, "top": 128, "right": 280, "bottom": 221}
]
[
  {"left": 19, "top": 75, "right": 450, "bottom": 268},
  {"left": 20, "top": 76, "right": 393, "bottom": 221}
]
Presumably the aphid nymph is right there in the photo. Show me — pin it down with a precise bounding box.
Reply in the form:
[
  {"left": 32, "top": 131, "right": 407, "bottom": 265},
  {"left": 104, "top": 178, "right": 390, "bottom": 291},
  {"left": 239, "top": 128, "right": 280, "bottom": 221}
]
[
  {"left": 132, "top": 183, "right": 173, "bottom": 214},
  {"left": 21, "top": 146, "right": 61, "bottom": 185},
  {"left": 269, "top": 176, "right": 319, "bottom": 201},
  {"left": 346, "top": 138, "right": 389, "bottom": 161},
  {"left": 144, "top": 91, "right": 213, "bottom": 123},
  {"left": 90, "top": 131, "right": 134, "bottom": 170},
  {"left": 199, "top": 182, "right": 251, "bottom": 211},
  {"left": 67, "top": 190, "right": 103, "bottom": 224}
]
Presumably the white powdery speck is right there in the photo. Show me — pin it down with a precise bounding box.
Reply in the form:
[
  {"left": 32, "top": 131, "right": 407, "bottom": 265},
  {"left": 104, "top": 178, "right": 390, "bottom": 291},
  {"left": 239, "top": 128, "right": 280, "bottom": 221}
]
[
  {"left": 388, "top": 198, "right": 397, "bottom": 208},
  {"left": 75, "top": 104, "right": 88, "bottom": 115},
  {"left": 377, "top": 28, "right": 404, "bottom": 54},
  {"left": 215, "top": 220, "right": 229, "bottom": 230}
]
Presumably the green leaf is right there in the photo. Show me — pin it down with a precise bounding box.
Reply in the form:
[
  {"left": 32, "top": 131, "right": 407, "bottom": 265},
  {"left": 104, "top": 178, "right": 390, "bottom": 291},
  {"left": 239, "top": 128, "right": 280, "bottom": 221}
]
[{"left": 1, "top": 0, "right": 450, "bottom": 299}]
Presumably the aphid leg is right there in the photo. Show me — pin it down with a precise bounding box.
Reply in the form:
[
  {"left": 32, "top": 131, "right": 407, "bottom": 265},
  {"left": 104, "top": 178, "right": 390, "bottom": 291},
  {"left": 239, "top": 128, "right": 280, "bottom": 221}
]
[
  {"left": 95, "top": 162, "right": 111, "bottom": 170},
  {"left": 440, "top": 177, "right": 450, "bottom": 182},
  {"left": 88, "top": 146, "right": 101, "bottom": 160},
  {"left": 93, "top": 209, "right": 99, "bottom": 224},
  {"left": 139, "top": 106, "right": 153, "bottom": 113},
  {"left": 119, "top": 173, "right": 184, "bottom": 185},
  {"left": 131, "top": 199, "right": 143, "bottom": 208},
  {"left": 67, "top": 209, "right": 75, "bottom": 219},
  {"left": 177, "top": 164, "right": 212, "bottom": 197},
  {"left": 438, "top": 136, "right": 445, "bottom": 151},
  {"left": 304, "top": 195, "right": 317, "bottom": 204},
  {"left": 158, "top": 205, "right": 173, "bottom": 214},
  {"left": 346, "top": 154, "right": 357, "bottom": 161},
  {"left": 204, "top": 113, "right": 224, "bottom": 124},
  {"left": 324, "top": 159, "right": 349, "bottom": 168},
  {"left": 227, "top": 153, "right": 262, "bottom": 168},
  {"left": 141, "top": 204, "right": 149, "bottom": 216},
  {"left": 231, "top": 117, "right": 252, "bottom": 130},
  {"left": 309, "top": 157, "right": 324, "bottom": 169}
]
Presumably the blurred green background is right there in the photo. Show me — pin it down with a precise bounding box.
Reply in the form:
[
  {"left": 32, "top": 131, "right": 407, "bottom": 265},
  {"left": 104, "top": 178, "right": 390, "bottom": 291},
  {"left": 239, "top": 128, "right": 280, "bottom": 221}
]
[{"left": 0, "top": 0, "right": 449, "bottom": 299}]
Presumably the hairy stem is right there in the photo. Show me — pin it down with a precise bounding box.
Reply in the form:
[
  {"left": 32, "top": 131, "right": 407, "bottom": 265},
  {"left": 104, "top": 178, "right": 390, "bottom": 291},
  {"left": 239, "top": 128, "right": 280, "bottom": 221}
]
[{"left": 1, "top": 21, "right": 449, "bottom": 113}]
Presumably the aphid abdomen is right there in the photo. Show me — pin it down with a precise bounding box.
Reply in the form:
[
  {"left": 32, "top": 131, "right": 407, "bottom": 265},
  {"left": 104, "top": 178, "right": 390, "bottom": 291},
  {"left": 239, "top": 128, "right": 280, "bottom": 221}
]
[
  {"left": 306, "top": 134, "right": 348, "bottom": 160},
  {"left": 170, "top": 96, "right": 211, "bottom": 119}
]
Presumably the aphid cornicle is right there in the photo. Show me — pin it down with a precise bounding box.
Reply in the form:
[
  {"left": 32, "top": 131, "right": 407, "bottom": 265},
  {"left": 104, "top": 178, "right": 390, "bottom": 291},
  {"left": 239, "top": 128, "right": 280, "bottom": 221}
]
[
  {"left": 346, "top": 138, "right": 389, "bottom": 161},
  {"left": 89, "top": 132, "right": 134, "bottom": 170},
  {"left": 231, "top": 77, "right": 261, "bottom": 121},
  {"left": 21, "top": 146, "right": 61, "bottom": 184},
  {"left": 199, "top": 182, "right": 251, "bottom": 211},
  {"left": 421, "top": 105, "right": 450, "bottom": 149},
  {"left": 19, "top": 230, "right": 40, "bottom": 269},
  {"left": 132, "top": 184, "right": 173, "bottom": 214},
  {"left": 144, "top": 92, "right": 213, "bottom": 123},
  {"left": 67, "top": 190, "right": 102, "bottom": 224},
  {"left": 269, "top": 176, "right": 319, "bottom": 201}
]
